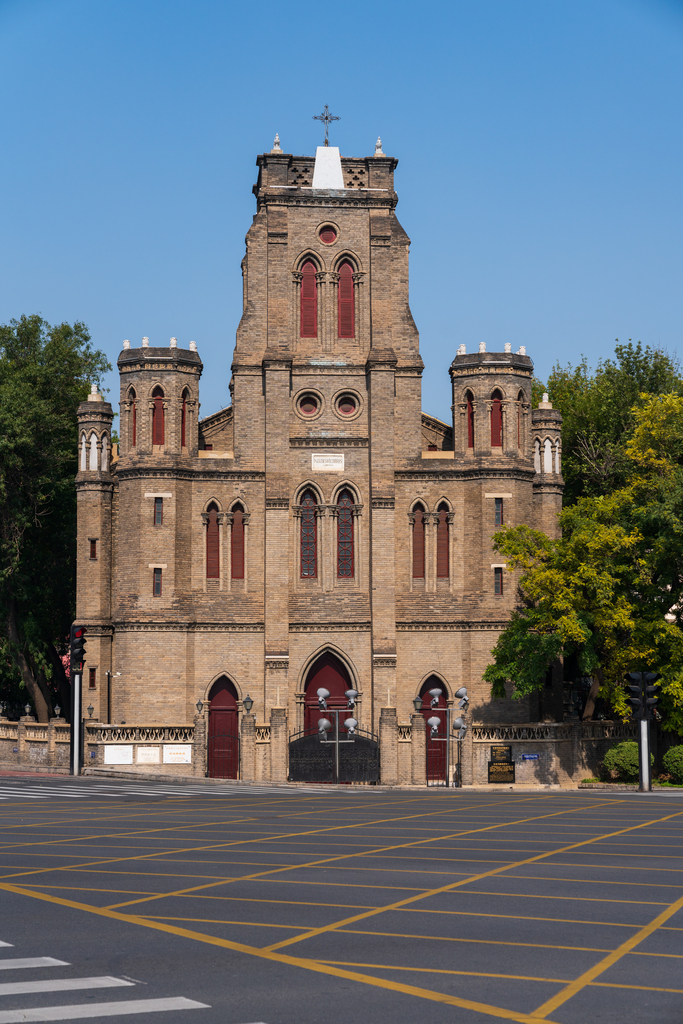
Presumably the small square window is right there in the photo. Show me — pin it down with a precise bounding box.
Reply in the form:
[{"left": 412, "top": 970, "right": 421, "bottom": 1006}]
[
  {"left": 89, "top": 539, "right": 97, "bottom": 560},
  {"left": 154, "top": 497, "right": 163, "bottom": 526},
  {"left": 153, "top": 567, "right": 162, "bottom": 596},
  {"left": 88, "top": 667, "right": 96, "bottom": 689},
  {"left": 494, "top": 498, "right": 504, "bottom": 527},
  {"left": 494, "top": 567, "right": 504, "bottom": 596}
]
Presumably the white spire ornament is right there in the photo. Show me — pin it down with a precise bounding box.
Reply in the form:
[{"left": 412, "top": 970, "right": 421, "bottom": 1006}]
[
  {"left": 374, "top": 137, "right": 384, "bottom": 156},
  {"left": 271, "top": 133, "right": 282, "bottom": 153}
]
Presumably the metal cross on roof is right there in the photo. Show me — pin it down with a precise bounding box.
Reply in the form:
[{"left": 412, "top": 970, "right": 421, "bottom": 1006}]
[{"left": 313, "top": 105, "right": 340, "bottom": 147}]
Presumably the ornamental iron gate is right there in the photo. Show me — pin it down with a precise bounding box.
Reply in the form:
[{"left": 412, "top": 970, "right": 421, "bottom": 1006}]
[{"left": 288, "top": 725, "right": 380, "bottom": 784}]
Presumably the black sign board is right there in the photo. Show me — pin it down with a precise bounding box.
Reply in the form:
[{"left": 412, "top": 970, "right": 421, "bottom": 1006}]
[
  {"left": 488, "top": 761, "right": 515, "bottom": 784},
  {"left": 490, "top": 745, "right": 513, "bottom": 763}
]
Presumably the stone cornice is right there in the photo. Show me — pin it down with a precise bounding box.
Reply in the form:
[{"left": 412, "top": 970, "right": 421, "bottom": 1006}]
[
  {"left": 112, "top": 621, "right": 265, "bottom": 633},
  {"left": 395, "top": 467, "right": 535, "bottom": 483},
  {"left": 115, "top": 467, "right": 264, "bottom": 483},
  {"left": 289, "top": 621, "right": 371, "bottom": 633},
  {"left": 396, "top": 620, "right": 510, "bottom": 632},
  {"left": 290, "top": 437, "right": 369, "bottom": 448}
]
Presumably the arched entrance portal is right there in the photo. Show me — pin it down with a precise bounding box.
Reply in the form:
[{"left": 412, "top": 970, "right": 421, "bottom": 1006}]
[
  {"left": 303, "top": 653, "right": 353, "bottom": 733},
  {"left": 207, "top": 676, "right": 239, "bottom": 779},
  {"left": 420, "top": 676, "right": 448, "bottom": 784},
  {"left": 289, "top": 652, "right": 379, "bottom": 784}
]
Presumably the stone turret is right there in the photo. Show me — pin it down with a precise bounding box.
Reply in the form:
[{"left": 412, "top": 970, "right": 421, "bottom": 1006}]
[
  {"left": 75, "top": 383, "right": 115, "bottom": 719},
  {"left": 532, "top": 393, "right": 563, "bottom": 538}
]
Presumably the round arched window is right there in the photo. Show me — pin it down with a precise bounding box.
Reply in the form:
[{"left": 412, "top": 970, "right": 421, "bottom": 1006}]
[
  {"left": 319, "top": 226, "right": 337, "bottom": 245},
  {"left": 337, "top": 395, "right": 356, "bottom": 416}
]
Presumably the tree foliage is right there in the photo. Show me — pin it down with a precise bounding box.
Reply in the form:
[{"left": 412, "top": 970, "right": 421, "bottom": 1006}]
[
  {"left": 0, "top": 315, "right": 110, "bottom": 721},
  {"left": 484, "top": 391, "right": 683, "bottom": 733},
  {"left": 535, "top": 341, "right": 683, "bottom": 506}
]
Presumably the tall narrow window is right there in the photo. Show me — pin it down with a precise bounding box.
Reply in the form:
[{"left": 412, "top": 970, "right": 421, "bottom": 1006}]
[
  {"left": 88, "top": 667, "right": 96, "bottom": 689},
  {"left": 412, "top": 504, "right": 426, "bottom": 579},
  {"left": 181, "top": 391, "right": 188, "bottom": 448},
  {"left": 153, "top": 568, "right": 162, "bottom": 596},
  {"left": 129, "top": 389, "right": 137, "bottom": 448},
  {"left": 337, "top": 490, "right": 354, "bottom": 578},
  {"left": 491, "top": 390, "right": 503, "bottom": 447},
  {"left": 436, "top": 503, "right": 449, "bottom": 578},
  {"left": 494, "top": 498, "right": 504, "bottom": 526},
  {"left": 154, "top": 497, "right": 163, "bottom": 526},
  {"left": 152, "top": 386, "right": 165, "bottom": 446},
  {"left": 206, "top": 503, "right": 219, "bottom": 579},
  {"left": 338, "top": 261, "right": 354, "bottom": 338},
  {"left": 466, "top": 391, "right": 474, "bottom": 449},
  {"left": 89, "top": 539, "right": 97, "bottom": 560},
  {"left": 300, "top": 490, "right": 317, "bottom": 578},
  {"left": 231, "top": 504, "right": 245, "bottom": 580},
  {"left": 494, "top": 567, "right": 504, "bottom": 595},
  {"left": 300, "top": 261, "right": 317, "bottom": 338},
  {"left": 517, "top": 391, "right": 524, "bottom": 449}
]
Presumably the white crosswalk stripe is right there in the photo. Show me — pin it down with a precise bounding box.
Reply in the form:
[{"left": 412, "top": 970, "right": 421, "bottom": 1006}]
[
  {"left": 0, "top": 997, "right": 209, "bottom": 1021},
  {"left": 0, "top": 944, "right": 209, "bottom": 1021},
  {"left": 0, "top": 782, "right": 293, "bottom": 800}
]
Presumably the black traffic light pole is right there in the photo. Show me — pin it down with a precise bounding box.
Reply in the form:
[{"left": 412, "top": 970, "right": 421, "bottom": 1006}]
[
  {"left": 626, "top": 671, "right": 660, "bottom": 793},
  {"left": 69, "top": 625, "right": 87, "bottom": 776}
]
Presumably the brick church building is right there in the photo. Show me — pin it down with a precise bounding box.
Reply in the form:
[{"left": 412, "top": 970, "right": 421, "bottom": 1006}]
[{"left": 76, "top": 137, "right": 564, "bottom": 784}]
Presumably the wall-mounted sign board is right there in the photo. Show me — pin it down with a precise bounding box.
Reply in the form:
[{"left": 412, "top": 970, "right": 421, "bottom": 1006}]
[
  {"left": 488, "top": 761, "right": 515, "bottom": 784},
  {"left": 490, "top": 745, "right": 513, "bottom": 763}
]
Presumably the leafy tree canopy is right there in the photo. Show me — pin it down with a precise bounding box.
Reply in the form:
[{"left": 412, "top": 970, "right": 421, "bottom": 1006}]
[
  {"left": 0, "top": 314, "right": 110, "bottom": 721},
  {"left": 484, "top": 392, "right": 683, "bottom": 733},
  {"left": 533, "top": 341, "right": 683, "bottom": 505}
]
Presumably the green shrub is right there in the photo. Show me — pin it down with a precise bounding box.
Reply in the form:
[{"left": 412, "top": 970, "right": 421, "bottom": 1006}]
[
  {"left": 603, "top": 741, "right": 652, "bottom": 782},
  {"left": 662, "top": 746, "right": 683, "bottom": 785}
]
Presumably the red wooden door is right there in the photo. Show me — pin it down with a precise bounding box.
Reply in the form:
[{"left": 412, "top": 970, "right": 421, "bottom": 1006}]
[
  {"left": 303, "top": 654, "right": 353, "bottom": 734},
  {"left": 420, "top": 678, "right": 448, "bottom": 783},
  {"left": 208, "top": 677, "right": 239, "bottom": 779}
]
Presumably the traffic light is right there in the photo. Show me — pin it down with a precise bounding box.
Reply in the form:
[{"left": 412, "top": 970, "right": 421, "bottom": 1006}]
[
  {"left": 70, "top": 624, "right": 87, "bottom": 675},
  {"left": 625, "top": 671, "right": 661, "bottom": 721}
]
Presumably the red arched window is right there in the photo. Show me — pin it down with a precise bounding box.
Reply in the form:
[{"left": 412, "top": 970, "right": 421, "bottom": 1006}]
[
  {"left": 436, "top": 503, "right": 449, "bottom": 578},
  {"left": 152, "top": 386, "right": 165, "bottom": 446},
  {"left": 231, "top": 504, "right": 245, "bottom": 580},
  {"left": 490, "top": 390, "right": 503, "bottom": 447},
  {"left": 206, "top": 503, "right": 219, "bottom": 579},
  {"left": 129, "top": 388, "right": 137, "bottom": 448},
  {"left": 338, "top": 262, "right": 354, "bottom": 338},
  {"left": 181, "top": 390, "right": 188, "bottom": 449},
  {"left": 337, "top": 490, "right": 354, "bottom": 577},
  {"left": 466, "top": 391, "right": 474, "bottom": 449},
  {"left": 300, "top": 490, "right": 317, "bottom": 577},
  {"left": 300, "top": 261, "right": 317, "bottom": 338},
  {"left": 412, "top": 504, "right": 426, "bottom": 579}
]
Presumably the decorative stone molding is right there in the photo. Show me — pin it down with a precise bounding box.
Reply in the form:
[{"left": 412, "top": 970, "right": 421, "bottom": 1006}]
[
  {"left": 289, "top": 621, "right": 371, "bottom": 633},
  {"left": 265, "top": 498, "right": 290, "bottom": 509},
  {"left": 371, "top": 498, "right": 395, "bottom": 509},
  {"left": 290, "top": 437, "right": 369, "bottom": 448},
  {"left": 396, "top": 620, "right": 510, "bottom": 632}
]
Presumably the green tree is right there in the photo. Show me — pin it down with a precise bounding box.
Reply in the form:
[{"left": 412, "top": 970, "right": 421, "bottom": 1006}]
[
  {"left": 536, "top": 341, "right": 682, "bottom": 505},
  {"left": 0, "top": 314, "right": 110, "bottom": 721},
  {"left": 484, "top": 393, "right": 683, "bottom": 732}
]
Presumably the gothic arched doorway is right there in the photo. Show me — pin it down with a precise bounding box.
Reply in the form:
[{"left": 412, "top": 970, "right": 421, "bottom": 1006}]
[
  {"left": 420, "top": 676, "right": 448, "bottom": 784},
  {"left": 207, "top": 676, "right": 239, "bottom": 779},
  {"left": 303, "top": 652, "right": 353, "bottom": 733}
]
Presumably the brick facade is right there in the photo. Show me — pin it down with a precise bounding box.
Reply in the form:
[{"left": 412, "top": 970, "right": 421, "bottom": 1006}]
[{"left": 75, "top": 142, "right": 564, "bottom": 782}]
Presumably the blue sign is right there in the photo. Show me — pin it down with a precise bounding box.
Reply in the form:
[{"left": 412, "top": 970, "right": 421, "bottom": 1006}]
[{"left": 522, "top": 754, "right": 539, "bottom": 760}]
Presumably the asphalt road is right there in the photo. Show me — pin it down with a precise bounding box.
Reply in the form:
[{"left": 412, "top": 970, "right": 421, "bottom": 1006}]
[{"left": 0, "top": 776, "right": 682, "bottom": 1024}]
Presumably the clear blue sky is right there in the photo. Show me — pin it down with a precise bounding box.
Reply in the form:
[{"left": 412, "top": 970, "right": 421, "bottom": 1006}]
[{"left": 1, "top": 0, "right": 682, "bottom": 424}]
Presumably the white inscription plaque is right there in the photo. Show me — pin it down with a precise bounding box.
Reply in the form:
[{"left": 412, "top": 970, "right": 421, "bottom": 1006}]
[
  {"left": 311, "top": 454, "right": 344, "bottom": 472},
  {"left": 137, "top": 746, "right": 161, "bottom": 764},
  {"left": 103, "top": 744, "right": 133, "bottom": 765},
  {"left": 163, "top": 744, "right": 192, "bottom": 764}
]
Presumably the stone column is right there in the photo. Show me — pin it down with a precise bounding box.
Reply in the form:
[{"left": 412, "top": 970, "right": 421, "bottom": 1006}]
[
  {"left": 17, "top": 715, "right": 35, "bottom": 766},
  {"left": 193, "top": 712, "right": 207, "bottom": 778},
  {"left": 270, "top": 707, "right": 288, "bottom": 783},
  {"left": 379, "top": 707, "right": 398, "bottom": 786},
  {"left": 460, "top": 723, "right": 474, "bottom": 786},
  {"left": 240, "top": 713, "right": 256, "bottom": 782},
  {"left": 410, "top": 713, "right": 426, "bottom": 786}
]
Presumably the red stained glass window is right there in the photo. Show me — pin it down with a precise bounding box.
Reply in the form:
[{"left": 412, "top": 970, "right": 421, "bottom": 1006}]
[
  {"left": 152, "top": 386, "right": 164, "bottom": 446},
  {"left": 300, "top": 490, "right": 317, "bottom": 578},
  {"left": 206, "top": 504, "right": 219, "bottom": 579},
  {"left": 338, "top": 261, "right": 354, "bottom": 338},
  {"left": 231, "top": 505, "right": 244, "bottom": 580},
  {"left": 412, "top": 504, "right": 426, "bottom": 579},
  {"left": 337, "top": 490, "right": 354, "bottom": 578},
  {"left": 300, "top": 261, "right": 317, "bottom": 338},
  {"left": 319, "top": 226, "right": 337, "bottom": 244},
  {"left": 466, "top": 391, "right": 474, "bottom": 449},
  {"left": 491, "top": 390, "right": 503, "bottom": 447},
  {"left": 436, "top": 504, "right": 449, "bottom": 578}
]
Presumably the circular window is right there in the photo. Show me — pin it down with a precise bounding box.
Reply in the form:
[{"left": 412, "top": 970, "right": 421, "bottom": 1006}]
[
  {"left": 337, "top": 395, "right": 357, "bottom": 416},
  {"left": 319, "top": 226, "right": 337, "bottom": 245},
  {"left": 298, "top": 395, "right": 319, "bottom": 416}
]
